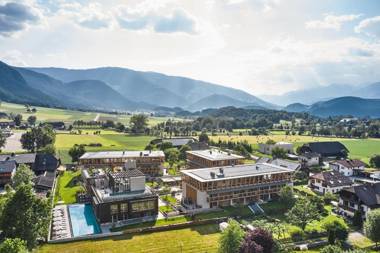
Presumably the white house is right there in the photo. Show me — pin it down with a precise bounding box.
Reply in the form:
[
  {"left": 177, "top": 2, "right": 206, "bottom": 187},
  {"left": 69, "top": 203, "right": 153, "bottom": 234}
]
[
  {"left": 298, "top": 152, "right": 320, "bottom": 168},
  {"left": 309, "top": 171, "right": 353, "bottom": 194},
  {"left": 259, "top": 142, "right": 293, "bottom": 155},
  {"left": 329, "top": 159, "right": 366, "bottom": 177}
]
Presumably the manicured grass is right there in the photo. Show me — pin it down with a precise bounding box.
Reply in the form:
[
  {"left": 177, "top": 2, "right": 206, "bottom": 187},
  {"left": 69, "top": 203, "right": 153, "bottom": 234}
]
[
  {"left": 55, "top": 132, "right": 155, "bottom": 163},
  {"left": 38, "top": 224, "right": 220, "bottom": 253},
  {"left": 111, "top": 216, "right": 191, "bottom": 231},
  {"left": 341, "top": 139, "right": 380, "bottom": 164},
  {"left": 161, "top": 195, "right": 178, "bottom": 205},
  {"left": 159, "top": 205, "right": 174, "bottom": 213},
  {"left": 54, "top": 171, "right": 83, "bottom": 204},
  {"left": 293, "top": 185, "right": 317, "bottom": 196}
]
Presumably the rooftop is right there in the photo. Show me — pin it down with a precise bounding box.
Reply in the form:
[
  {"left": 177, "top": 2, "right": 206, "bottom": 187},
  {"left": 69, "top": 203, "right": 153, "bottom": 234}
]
[
  {"left": 310, "top": 171, "right": 353, "bottom": 187},
  {"left": 0, "top": 160, "right": 17, "bottom": 173},
  {"left": 0, "top": 153, "right": 36, "bottom": 164},
  {"left": 186, "top": 149, "right": 244, "bottom": 161},
  {"left": 182, "top": 163, "right": 293, "bottom": 182},
  {"left": 331, "top": 159, "right": 366, "bottom": 168},
  {"left": 80, "top": 150, "right": 165, "bottom": 160},
  {"left": 109, "top": 168, "right": 145, "bottom": 179}
]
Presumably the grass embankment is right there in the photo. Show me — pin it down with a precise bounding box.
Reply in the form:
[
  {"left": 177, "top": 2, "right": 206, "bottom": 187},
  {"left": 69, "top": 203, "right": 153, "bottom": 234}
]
[
  {"left": 38, "top": 224, "right": 220, "bottom": 253},
  {"left": 54, "top": 171, "right": 83, "bottom": 205}
]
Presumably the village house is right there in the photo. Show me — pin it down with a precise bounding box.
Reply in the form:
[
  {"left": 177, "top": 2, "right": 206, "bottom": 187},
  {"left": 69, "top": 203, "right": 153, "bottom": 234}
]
[
  {"left": 181, "top": 163, "right": 293, "bottom": 208},
  {"left": 309, "top": 171, "right": 353, "bottom": 194},
  {"left": 338, "top": 182, "right": 380, "bottom": 219},
  {"left": 0, "top": 160, "right": 17, "bottom": 186},
  {"left": 298, "top": 152, "right": 321, "bottom": 168},
  {"left": 299, "top": 141, "right": 348, "bottom": 160},
  {"left": 186, "top": 149, "right": 244, "bottom": 169},
  {"left": 82, "top": 161, "right": 158, "bottom": 224},
  {"left": 329, "top": 159, "right": 366, "bottom": 177},
  {"left": 79, "top": 150, "right": 165, "bottom": 176}
]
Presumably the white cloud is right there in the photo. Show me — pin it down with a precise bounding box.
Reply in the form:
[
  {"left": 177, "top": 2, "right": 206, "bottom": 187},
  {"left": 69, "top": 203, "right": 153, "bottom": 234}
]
[
  {"left": 355, "top": 16, "right": 380, "bottom": 38},
  {"left": 306, "top": 14, "right": 361, "bottom": 30}
]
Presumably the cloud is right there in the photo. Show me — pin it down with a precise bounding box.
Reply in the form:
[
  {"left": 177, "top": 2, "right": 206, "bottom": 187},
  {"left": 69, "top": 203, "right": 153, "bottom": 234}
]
[
  {"left": 153, "top": 10, "right": 196, "bottom": 34},
  {"left": 305, "top": 14, "right": 361, "bottom": 30},
  {"left": 0, "top": 1, "right": 41, "bottom": 36},
  {"left": 116, "top": 6, "right": 197, "bottom": 34},
  {"left": 348, "top": 48, "right": 374, "bottom": 57},
  {"left": 355, "top": 16, "right": 380, "bottom": 38}
]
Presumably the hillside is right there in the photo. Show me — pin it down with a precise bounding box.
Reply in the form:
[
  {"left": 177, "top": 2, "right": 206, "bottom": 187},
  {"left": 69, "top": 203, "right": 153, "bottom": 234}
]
[
  {"left": 29, "top": 67, "right": 274, "bottom": 110},
  {"left": 187, "top": 94, "right": 259, "bottom": 111},
  {"left": 283, "top": 103, "right": 310, "bottom": 113}
]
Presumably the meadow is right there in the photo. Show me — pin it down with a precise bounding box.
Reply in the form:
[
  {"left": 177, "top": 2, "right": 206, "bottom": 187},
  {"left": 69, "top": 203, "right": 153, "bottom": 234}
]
[
  {"left": 210, "top": 134, "right": 380, "bottom": 164},
  {"left": 38, "top": 224, "right": 220, "bottom": 253},
  {"left": 55, "top": 131, "right": 155, "bottom": 164}
]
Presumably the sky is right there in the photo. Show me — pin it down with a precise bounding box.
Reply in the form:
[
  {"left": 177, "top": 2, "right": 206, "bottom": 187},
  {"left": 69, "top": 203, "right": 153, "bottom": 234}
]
[{"left": 0, "top": 0, "right": 380, "bottom": 96}]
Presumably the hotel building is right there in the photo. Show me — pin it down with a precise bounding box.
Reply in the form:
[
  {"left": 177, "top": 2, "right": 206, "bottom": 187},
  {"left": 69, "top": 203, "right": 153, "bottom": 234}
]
[
  {"left": 79, "top": 150, "right": 165, "bottom": 176},
  {"left": 186, "top": 149, "right": 244, "bottom": 169},
  {"left": 82, "top": 161, "right": 158, "bottom": 224},
  {"left": 182, "top": 163, "right": 293, "bottom": 208}
]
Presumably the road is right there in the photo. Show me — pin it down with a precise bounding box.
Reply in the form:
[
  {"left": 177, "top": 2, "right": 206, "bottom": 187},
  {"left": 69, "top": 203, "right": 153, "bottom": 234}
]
[
  {"left": 94, "top": 113, "right": 100, "bottom": 121},
  {"left": 2, "top": 132, "right": 25, "bottom": 152}
]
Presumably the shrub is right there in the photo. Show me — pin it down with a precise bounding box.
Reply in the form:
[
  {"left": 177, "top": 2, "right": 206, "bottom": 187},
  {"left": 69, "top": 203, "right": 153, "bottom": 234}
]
[
  {"left": 320, "top": 245, "right": 343, "bottom": 253},
  {"left": 289, "top": 226, "right": 305, "bottom": 242}
]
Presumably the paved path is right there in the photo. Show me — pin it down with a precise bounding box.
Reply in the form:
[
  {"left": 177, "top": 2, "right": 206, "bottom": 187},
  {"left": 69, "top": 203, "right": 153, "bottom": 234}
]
[
  {"left": 93, "top": 113, "right": 100, "bottom": 122},
  {"left": 3, "top": 132, "right": 25, "bottom": 152}
]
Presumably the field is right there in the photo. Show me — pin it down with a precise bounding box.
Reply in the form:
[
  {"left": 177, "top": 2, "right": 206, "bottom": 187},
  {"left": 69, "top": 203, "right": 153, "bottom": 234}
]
[
  {"left": 56, "top": 131, "right": 155, "bottom": 164},
  {"left": 37, "top": 224, "right": 220, "bottom": 253},
  {"left": 0, "top": 102, "right": 180, "bottom": 126},
  {"left": 210, "top": 134, "right": 380, "bottom": 164}
]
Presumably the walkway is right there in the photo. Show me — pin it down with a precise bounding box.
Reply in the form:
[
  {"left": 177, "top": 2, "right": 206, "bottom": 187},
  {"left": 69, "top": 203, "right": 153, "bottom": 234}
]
[
  {"left": 3, "top": 132, "right": 24, "bottom": 152},
  {"left": 93, "top": 113, "right": 100, "bottom": 122}
]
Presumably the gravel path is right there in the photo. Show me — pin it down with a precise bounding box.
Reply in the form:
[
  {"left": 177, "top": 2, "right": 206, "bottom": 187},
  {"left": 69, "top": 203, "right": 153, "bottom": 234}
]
[{"left": 3, "top": 132, "right": 25, "bottom": 152}]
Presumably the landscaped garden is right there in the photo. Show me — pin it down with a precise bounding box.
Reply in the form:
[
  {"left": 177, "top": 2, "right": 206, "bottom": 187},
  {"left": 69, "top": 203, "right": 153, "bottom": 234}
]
[{"left": 54, "top": 170, "right": 84, "bottom": 204}]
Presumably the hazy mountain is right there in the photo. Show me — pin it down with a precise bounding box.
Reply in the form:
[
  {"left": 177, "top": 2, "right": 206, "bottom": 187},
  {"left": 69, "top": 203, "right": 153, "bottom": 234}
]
[
  {"left": 29, "top": 67, "right": 275, "bottom": 109},
  {"left": 0, "top": 61, "right": 58, "bottom": 106},
  {"left": 263, "top": 83, "right": 380, "bottom": 106},
  {"left": 187, "top": 94, "right": 260, "bottom": 111},
  {"left": 293, "top": 97, "right": 380, "bottom": 118},
  {"left": 283, "top": 103, "right": 310, "bottom": 113}
]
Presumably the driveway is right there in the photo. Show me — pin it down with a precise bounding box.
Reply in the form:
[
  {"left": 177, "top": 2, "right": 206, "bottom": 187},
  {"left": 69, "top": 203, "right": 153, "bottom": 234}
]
[{"left": 2, "top": 132, "right": 25, "bottom": 152}]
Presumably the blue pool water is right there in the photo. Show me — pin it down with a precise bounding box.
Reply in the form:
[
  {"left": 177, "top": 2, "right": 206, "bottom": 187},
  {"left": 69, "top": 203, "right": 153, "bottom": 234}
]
[{"left": 68, "top": 204, "right": 101, "bottom": 237}]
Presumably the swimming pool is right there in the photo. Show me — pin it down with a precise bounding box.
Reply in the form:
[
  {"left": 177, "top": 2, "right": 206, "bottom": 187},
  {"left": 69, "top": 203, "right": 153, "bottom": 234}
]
[{"left": 68, "top": 204, "right": 101, "bottom": 237}]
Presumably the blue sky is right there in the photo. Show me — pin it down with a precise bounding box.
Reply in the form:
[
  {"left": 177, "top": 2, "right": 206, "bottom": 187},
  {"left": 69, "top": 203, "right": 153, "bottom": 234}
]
[{"left": 0, "top": 0, "right": 379, "bottom": 95}]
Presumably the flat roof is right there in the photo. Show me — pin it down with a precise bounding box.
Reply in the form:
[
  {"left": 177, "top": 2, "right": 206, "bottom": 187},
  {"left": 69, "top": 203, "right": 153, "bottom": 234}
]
[
  {"left": 80, "top": 150, "right": 165, "bottom": 160},
  {"left": 182, "top": 163, "right": 293, "bottom": 182},
  {"left": 186, "top": 149, "right": 244, "bottom": 161}
]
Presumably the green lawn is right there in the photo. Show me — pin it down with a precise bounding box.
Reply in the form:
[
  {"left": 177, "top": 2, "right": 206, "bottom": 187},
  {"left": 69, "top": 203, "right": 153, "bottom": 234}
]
[
  {"left": 38, "top": 224, "right": 220, "bottom": 253},
  {"left": 54, "top": 171, "right": 83, "bottom": 204},
  {"left": 55, "top": 132, "right": 155, "bottom": 163}
]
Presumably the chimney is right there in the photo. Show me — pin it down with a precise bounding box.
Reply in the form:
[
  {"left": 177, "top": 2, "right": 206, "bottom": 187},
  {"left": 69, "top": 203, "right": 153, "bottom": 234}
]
[
  {"left": 210, "top": 172, "right": 215, "bottom": 178},
  {"left": 140, "top": 152, "right": 143, "bottom": 157},
  {"left": 219, "top": 168, "right": 224, "bottom": 174}
]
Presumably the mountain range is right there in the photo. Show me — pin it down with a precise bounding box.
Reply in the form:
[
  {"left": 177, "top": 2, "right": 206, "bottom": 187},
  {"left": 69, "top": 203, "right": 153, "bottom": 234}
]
[{"left": 0, "top": 60, "right": 379, "bottom": 118}]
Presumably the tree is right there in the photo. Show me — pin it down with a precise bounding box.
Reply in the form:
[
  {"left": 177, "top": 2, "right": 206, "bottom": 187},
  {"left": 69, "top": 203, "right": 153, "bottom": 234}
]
[
  {"left": 68, "top": 144, "right": 86, "bottom": 163},
  {"left": 265, "top": 139, "right": 276, "bottom": 145},
  {"left": 240, "top": 228, "right": 274, "bottom": 253},
  {"left": 165, "top": 148, "right": 179, "bottom": 167},
  {"left": 160, "top": 142, "right": 173, "bottom": 151},
  {"left": 271, "top": 147, "right": 287, "bottom": 159},
  {"left": 199, "top": 132, "right": 209, "bottom": 143},
  {"left": 219, "top": 219, "right": 244, "bottom": 253},
  {"left": 323, "top": 192, "right": 337, "bottom": 204},
  {"left": 39, "top": 143, "right": 56, "bottom": 155},
  {"left": 286, "top": 198, "right": 319, "bottom": 230},
  {"left": 130, "top": 114, "right": 149, "bottom": 134},
  {"left": 20, "top": 126, "right": 56, "bottom": 152},
  {"left": 320, "top": 245, "right": 343, "bottom": 253},
  {"left": 322, "top": 216, "right": 348, "bottom": 244},
  {"left": 0, "top": 130, "right": 6, "bottom": 151},
  {"left": 279, "top": 185, "right": 295, "bottom": 208},
  {"left": 12, "top": 164, "right": 34, "bottom": 189},
  {"left": 352, "top": 210, "right": 363, "bottom": 228},
  {"left": 27, "top": 115, "right": 37, "bottom": 126},
  {"left": 179, "top": 144, "right": 191, "bottom": 160},
  {"left": 14, "top": 114, "right": 22, "bottom": 126},
  {"left": 0, "top": 238, "right": 28, "bottom": 253},
  {"left": 364, "top": 209, "right": 380, "bottom": 247},
  {"left": 0, "top": 184, "right": 50, "bottom": 249},
  {"left": 370, "top": 155, "right": 380, "bottom": 168}
]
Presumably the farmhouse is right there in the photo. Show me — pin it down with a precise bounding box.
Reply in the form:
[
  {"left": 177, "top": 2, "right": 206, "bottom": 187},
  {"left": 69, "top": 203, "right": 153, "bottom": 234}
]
[
  {"left": 82, "top": 161, "right": 158, "bottom": 224},
  {"left": 329, "top": 159, "right": 366, "bottom": 177},
  {"left": 309, "top": 171, "right": 353, "bottom": 194},
  {"left": 186, "top": 149, "right": 244, "bottom": 169},
  {"left": 338, "top": 182, "right": 380, "bottom": 219},
  {"left": 181, "top": 163, "right": 293, "bottom": 208},
  {"left": 298, "top": 152, "right": 320, "bottom": 168},
  {"left": 79, "top": 150, "right": 165, "bottom": 176},
  {"left": 0, "top": 160, "right": 17, "bottom": 186},
  {"left": 299, "top": 141, "right": 348, "bottom": 159},
  {"left": 258, "top": 142, "right": 293, "bottom": 155},
  {"left": 0, "top": 153, "right": 59, "bottom": 175}
]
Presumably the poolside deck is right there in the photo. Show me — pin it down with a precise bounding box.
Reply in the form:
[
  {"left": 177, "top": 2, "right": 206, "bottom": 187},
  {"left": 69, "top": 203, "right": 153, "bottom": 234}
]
[{"left": 51, "top": 205, "right": 72, "bottom": 240}]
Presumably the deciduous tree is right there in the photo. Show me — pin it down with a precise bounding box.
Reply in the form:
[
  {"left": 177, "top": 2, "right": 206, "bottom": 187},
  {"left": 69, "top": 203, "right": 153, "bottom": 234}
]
[
  {"left": 68, "top": 144, "right": 86, "bottom": 163},
  {"left": 27, "top": 115, "right": 37, "bottom": 126},
  {"left": 364, "top": 209, "right": 380, "bottom": 247},
  {"left": 12, "top": 164, "right": 34, "bottom": 189},
  {"left": 130, "top": 114, "right": 149, "bottom": 134},
  {"left": 286, "top": 198, "right": 319, "bottom": 230},
  {"left": 0, "top": 238, "right": 28, "bottom": 253},
  {"left": 219, "top": 219, "right": 244, "bottom": 253}
]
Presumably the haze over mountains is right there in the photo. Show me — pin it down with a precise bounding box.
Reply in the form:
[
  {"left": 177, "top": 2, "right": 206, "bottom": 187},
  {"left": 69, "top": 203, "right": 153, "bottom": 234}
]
[{"left": 0, "top": 60, "right": 379, "bottom": 118}]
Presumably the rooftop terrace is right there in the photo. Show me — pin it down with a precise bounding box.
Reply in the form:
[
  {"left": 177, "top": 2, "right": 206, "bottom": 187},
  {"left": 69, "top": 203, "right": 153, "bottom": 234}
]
[
  {"left": 80, "top": 150, "right": 165, "bottom": 160},
  {"left": 186, "top": 149, "right": 244, "bottom": 161}
]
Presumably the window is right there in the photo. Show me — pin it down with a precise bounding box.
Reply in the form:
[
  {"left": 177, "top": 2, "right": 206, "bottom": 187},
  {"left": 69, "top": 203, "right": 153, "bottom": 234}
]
[
  {"left": 131, "top": 200, "right": 155, "bottom": 212},
  {"left": 120, "top": 203, "right": 128, "bottom": 213},
  {"left": 110, "top": 204, "right": 118, "bottom": 215}
]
